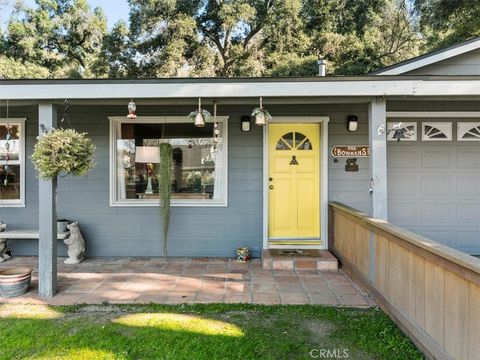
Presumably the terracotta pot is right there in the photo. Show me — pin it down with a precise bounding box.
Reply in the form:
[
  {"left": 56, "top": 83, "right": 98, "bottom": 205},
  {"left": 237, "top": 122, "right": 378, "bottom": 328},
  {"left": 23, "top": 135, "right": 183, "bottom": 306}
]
[{"left": 0, "top": 267, "right": 32, "bottom": 298}]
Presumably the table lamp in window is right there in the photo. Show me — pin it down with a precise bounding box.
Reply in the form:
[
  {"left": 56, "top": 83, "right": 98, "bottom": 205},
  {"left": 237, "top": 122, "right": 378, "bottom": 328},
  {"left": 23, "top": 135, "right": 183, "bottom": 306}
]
[{"left": 135, "top": 146, "right": 160, "bottom": 194}]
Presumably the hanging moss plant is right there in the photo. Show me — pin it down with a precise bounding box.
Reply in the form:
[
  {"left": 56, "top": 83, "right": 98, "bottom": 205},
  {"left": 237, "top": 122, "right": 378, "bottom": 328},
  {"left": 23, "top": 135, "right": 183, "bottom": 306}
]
[
  {"left": 31, "top": 129, "right": 96, "bottom": 179},
  {"left": 158, "top": 143, "right": 173, "bottom": 256}
]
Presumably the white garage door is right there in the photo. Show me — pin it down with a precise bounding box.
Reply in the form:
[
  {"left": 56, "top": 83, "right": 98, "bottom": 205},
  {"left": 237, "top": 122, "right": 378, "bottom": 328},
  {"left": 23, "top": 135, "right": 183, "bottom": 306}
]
[{"left": 388, "top": 133, "right": 480, "bottom": 255}]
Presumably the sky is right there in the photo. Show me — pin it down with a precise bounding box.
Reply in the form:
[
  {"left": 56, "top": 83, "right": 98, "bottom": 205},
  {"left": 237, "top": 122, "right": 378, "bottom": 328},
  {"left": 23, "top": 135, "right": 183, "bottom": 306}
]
[{"left": 1, "top": 0, "right": 131, "bottom": 28}]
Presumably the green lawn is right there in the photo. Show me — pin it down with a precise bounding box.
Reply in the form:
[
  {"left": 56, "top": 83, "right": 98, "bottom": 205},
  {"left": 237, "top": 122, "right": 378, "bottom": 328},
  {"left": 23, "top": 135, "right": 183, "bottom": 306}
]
[{"left": 0, "top": 303, "right": 423, "bottom": 360}]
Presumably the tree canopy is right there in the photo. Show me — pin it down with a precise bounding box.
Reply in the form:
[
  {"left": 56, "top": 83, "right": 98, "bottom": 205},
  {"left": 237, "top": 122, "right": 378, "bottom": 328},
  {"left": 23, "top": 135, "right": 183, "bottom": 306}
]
[{"left": 0, "top": 0, "right": 477, "bottom": 79}]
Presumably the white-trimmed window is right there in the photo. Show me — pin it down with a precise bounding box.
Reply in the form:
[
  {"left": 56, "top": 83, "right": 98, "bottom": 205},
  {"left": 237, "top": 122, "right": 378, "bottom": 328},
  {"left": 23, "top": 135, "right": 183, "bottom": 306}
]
[
  {"left": 109, "top": 116, "right": 228, "bottom": 207},
  {"left": 0, "top": 118, "right": 26, "bottom": 207}
]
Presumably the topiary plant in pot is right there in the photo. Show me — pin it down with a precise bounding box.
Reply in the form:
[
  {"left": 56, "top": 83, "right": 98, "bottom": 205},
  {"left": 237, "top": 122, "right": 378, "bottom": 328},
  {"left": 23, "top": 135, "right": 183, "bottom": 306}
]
[{"left": 158, "top": 143, "right": 173, "bottom": 256}]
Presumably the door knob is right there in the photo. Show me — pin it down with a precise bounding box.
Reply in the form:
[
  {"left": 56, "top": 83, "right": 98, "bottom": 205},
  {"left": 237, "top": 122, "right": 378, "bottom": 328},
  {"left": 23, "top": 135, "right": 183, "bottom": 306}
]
[{"left": 269, "top": 185, "right": 274, "bottom": 190}]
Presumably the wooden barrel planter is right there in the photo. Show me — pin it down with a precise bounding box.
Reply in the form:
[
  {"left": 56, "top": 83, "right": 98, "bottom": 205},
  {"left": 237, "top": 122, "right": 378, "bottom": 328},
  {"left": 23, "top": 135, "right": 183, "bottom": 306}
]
[{"left": 0, "top": 267, "right": 32, "bottom": 298}]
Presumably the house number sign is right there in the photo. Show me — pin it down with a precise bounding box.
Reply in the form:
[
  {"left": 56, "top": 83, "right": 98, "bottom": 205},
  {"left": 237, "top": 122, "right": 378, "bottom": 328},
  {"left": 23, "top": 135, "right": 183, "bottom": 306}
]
[{"left": 331, "top": 145, "right": 370, "bottom": 157}]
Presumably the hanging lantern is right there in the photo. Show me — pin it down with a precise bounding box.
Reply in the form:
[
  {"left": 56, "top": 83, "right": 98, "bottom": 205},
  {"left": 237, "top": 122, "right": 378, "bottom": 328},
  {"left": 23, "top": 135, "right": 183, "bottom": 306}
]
[
  {"left": 188, "top": 98, "right": 211, "bottom": 127},
  {"left": 251, "top": 97, "right": 272, "bottom": 126},
  {"left": 127, "top": 99, "right": 137, "bottom": 119}
]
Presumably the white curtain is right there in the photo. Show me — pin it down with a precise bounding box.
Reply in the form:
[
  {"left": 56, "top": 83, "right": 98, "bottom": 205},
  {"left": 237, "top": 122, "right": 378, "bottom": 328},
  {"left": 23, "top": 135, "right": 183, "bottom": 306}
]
[{"left": 213, "top": 139, "right": 224, "bottom": 201}]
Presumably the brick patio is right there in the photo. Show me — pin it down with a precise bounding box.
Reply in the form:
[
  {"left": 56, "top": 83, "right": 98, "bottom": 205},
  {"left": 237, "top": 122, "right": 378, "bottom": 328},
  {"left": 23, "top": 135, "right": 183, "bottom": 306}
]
[{"left": 0, "top": 257, "right": 374, "bottom": 307}]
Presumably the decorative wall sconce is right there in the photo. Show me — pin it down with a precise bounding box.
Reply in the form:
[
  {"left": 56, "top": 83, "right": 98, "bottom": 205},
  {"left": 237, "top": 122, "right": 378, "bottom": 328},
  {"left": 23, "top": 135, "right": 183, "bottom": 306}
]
[
  {"left": 127, "top": 99, "right": 137, "bottom": 119},
  {"left": 347, "top": 115, "right": 358, "bottom": 132},
  {"left": 188, "top": 98, "right": 211, "bottom": 128},
  {"left": 241, "top": 116, "right": 251, "bottom": 132},
  {"left": 251, "top": 97, "right": 272, "bottom": 126}
]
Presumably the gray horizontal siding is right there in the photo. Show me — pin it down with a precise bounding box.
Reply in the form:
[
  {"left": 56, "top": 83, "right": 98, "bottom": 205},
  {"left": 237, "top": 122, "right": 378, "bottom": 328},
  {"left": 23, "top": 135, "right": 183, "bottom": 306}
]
[
  {"left": 406, "top": 49, "right": 480, "bottom": 76},
  {"left": 2, "top": 103, "right": 373, "bottom": 257},
  {"left": 8, "top": 101, "right": 480, "bottom": 256}
]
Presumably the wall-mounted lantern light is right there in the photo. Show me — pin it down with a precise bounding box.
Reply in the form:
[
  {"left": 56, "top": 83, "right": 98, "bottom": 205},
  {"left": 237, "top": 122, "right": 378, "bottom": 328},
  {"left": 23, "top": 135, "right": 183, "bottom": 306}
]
[
  {"left": 127, "top": 99, "right": 137, "bottom": 119},
  {"left": 241, "top": 116, "right": 251, "bottom": 132},
  {"left": 347, "top": 115, "right": 358, "bottom": 132}
]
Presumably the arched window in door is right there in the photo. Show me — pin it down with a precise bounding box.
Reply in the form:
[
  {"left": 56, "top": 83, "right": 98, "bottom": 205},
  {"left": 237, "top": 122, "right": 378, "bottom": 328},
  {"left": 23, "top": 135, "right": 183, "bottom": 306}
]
[{"left": 276, "top": 132, "right": 312, "bottom": 150}]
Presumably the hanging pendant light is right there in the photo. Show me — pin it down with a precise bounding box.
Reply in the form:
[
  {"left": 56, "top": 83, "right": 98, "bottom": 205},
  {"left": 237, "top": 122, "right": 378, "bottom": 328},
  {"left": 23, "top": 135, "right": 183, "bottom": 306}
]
[
  {"left": 194, "top": 98, "right": 205, "bottom": 127},
  {"left": 189, "top": 98, "right": 211, "bottom": 127},
  {"left": 127, "top": 99, "right": 137, "bottom": 119},
  {"left": 252, "top": 97, "right": 271, "bottom": 126}
]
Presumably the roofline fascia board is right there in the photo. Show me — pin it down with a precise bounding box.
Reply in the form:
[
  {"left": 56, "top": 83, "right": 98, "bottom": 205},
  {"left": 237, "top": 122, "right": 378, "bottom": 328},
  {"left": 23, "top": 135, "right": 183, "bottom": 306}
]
[
  {"left": 2, "top": 79, "right": 480, "bottom": 100},
  {"left": 375, "top": 39, "right": 480, "bottom": 75}
]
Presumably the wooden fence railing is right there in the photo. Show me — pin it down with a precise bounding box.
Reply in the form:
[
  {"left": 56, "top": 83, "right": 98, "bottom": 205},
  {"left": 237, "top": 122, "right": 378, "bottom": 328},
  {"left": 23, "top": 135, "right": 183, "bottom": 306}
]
[{"left": 329, "top": 202, "right": 480, "bottom": 360}]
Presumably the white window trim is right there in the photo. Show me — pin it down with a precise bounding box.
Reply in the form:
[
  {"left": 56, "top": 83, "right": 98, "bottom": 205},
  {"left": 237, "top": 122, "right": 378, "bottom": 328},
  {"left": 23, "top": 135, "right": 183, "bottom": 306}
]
[
  {"left": 422, "top": 122, "right": 453, "bottom": 141},
  {"left": 0, "top": 118, "right": 26, "bottom": 207},
  {"left": 109, "top": 116, "right": 229, "bottom": 207},
  {"left": 457, "top": 122, "right": 480, "bottom": 141}
]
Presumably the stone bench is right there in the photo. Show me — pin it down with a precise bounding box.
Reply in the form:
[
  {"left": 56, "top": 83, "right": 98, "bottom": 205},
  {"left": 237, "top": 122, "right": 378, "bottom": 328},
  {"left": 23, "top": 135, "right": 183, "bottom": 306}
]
[{"left": 0, "top": 222, "right": 85, "bottom": 265}]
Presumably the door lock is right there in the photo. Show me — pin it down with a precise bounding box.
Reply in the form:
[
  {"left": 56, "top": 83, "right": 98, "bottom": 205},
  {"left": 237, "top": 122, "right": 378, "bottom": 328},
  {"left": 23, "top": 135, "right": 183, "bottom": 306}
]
[{"left": 268, "top": 177, "right": 273, "bottom": 181}]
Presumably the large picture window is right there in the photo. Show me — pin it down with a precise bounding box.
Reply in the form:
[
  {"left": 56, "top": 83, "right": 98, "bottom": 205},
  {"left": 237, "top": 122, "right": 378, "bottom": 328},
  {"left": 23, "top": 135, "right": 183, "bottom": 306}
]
[
  {"left": 0, "top": 118, "right": 25, "bottom": 207},
  {"left": 110, "top": 116, "right": 228, "bottom": 206}
]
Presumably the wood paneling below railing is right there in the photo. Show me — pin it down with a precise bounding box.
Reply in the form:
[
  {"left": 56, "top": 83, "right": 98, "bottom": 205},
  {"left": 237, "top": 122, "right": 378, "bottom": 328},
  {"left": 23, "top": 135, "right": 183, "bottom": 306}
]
[{"left": 329, "top": 202, "right": 480, "bottom": 360}]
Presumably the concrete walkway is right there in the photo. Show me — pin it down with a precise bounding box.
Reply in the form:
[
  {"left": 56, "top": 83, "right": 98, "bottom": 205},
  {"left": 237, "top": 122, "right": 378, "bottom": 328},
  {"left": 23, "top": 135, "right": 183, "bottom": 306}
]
[{"left": 0, "top": 257, "right": 374, "bottom": 307}]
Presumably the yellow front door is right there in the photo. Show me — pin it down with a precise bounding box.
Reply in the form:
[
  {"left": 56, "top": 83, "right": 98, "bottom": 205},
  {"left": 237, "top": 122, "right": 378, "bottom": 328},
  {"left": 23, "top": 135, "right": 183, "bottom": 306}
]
[{"left": 268, "top": 124, "right": 320, "bottom": 243}]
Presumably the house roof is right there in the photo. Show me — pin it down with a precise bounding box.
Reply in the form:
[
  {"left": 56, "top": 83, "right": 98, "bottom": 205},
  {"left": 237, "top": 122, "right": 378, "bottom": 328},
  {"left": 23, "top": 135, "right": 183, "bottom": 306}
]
[{"left": 372, "top": 36, "right": 480, "bottom": 75}]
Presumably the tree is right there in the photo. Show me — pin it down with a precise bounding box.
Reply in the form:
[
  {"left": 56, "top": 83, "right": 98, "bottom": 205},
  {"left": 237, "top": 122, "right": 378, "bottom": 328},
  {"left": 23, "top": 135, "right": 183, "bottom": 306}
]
[
  {"left": 414, "top": 0, "right": 480, "bottom": 49},
  {"left": 128, "top": 0, "right": 279, "bottom": 77},
  {"left": 2, "top": 0, "right": 107, "bottom": 78},
  {"left": 91, "top": 20, "right": 136, "bottom": 78},
  {"left": 300, "top": 0, "right": 420, "bottom": 75},
  {"left": 0, "top": 0, "right": 423, "bottom": 78},
  {"left": 0, "top": 56, "right": 50, "bottom": 78}
]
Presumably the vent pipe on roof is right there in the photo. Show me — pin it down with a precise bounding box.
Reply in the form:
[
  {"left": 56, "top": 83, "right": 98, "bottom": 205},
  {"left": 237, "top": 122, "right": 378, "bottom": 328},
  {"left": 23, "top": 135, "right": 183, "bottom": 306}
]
[{"left": 317, "top": 59, "right": 326, "bottom": 76}]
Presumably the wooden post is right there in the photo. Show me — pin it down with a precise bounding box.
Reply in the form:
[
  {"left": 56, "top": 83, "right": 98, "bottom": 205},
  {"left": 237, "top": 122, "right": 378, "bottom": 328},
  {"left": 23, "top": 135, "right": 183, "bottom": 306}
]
[
  {"left": 368, "top": 97, "right": 388, "bottom": 220},
  {"left": 38, "top": 103, "right": 57, "bottom": 298}
]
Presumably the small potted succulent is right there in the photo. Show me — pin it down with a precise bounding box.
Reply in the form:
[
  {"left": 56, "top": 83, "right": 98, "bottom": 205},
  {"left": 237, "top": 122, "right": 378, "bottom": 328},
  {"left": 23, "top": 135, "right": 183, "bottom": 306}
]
[{"left": 251, "top": 107, "right": 272, "bottom": 126}]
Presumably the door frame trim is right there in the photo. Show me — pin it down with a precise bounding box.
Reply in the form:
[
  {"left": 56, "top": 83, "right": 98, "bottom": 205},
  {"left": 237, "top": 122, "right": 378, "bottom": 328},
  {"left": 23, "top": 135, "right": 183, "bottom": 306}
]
[{"left": 263, "top": 116, "right": 330, "bottom": 250}]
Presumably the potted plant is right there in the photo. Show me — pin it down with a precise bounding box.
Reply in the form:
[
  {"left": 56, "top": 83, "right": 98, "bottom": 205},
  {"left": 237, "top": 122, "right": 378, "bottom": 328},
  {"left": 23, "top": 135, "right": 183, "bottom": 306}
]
[
  {"left": 251, "top": 107, "right": 272, "bottom": 126},
  {"left": 158, "top": 143, "right": 173, "bottom": 256},
  {"left": 0, "top": 267, "right": 32, "bottom": 298},
  {"left": 31, "top": 128, "right": 96, "bottom": 179}
]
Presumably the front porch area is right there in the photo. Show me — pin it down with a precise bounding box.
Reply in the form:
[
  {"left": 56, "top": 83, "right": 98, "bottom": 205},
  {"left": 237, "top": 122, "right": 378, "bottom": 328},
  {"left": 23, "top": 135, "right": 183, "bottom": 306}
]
[{"left": 0, "top": 256, "right": 373, "bottom": 307}]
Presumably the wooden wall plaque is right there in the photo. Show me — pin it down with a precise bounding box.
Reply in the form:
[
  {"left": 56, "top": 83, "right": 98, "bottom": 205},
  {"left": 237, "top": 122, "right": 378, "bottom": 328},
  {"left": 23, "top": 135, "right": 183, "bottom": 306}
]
[{"left": 331, "top": 145, "right": 370, "bottom": 157}]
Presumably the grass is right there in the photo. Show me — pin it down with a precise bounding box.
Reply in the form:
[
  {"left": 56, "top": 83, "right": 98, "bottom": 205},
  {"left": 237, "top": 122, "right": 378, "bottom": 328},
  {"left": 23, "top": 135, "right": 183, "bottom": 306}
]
[{"left": 0, "top": 303, "right": 424, "bottom": 360}]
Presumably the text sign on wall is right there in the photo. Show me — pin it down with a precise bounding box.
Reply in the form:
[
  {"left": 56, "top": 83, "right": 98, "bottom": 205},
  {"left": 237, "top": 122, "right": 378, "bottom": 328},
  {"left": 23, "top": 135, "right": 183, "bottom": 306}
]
[{"left": 331, "top": 145, "right": 370, "bottom": 158}]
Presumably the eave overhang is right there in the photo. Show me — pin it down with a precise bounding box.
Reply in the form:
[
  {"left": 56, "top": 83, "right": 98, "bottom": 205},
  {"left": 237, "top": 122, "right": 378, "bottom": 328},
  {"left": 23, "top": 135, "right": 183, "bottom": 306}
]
[{"left": 1, "top": 76, "right": 480, "bottom": 100}]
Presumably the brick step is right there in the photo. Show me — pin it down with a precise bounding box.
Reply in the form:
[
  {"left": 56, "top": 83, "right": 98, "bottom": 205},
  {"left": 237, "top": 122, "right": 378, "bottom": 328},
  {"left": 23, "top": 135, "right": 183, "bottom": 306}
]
[{"left": 262, "top": 249, "right": 338, "bottom": 271}]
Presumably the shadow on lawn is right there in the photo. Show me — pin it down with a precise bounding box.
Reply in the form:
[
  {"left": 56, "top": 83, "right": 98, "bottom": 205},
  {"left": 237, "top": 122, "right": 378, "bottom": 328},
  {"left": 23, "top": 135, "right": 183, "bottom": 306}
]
[{"left": 0, "top": 303, "right": 425, "bottom": 360}]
